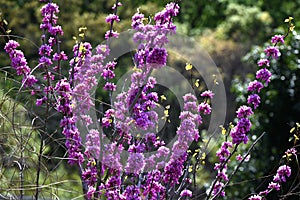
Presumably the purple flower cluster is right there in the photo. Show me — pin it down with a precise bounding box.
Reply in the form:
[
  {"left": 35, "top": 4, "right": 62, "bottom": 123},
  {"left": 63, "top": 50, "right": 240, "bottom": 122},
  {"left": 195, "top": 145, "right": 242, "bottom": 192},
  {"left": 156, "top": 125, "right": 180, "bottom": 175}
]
[
  {"left": 180, "top": 189, "right": 193, "bottom": 198},
  {"left": 4, "top": 40, "right": 37, "bottom": 88},
  {"left": 105, "top": 2, "right": 122, "bottom": 39},
  {"left": 264, "top": 46, "right": 280, "bottom": 59},
  {"left": 209, "top": 34, "right": 287, "bottom": 199},
  {"left": 146, "top": 47, "right": 168, "bottom": 68},
  {"left": 125, "top": 152, "right": 145, "bottom": 174},
  {"left": 102, "top": 61, "right": 117, "bottom": 91},
  {"left": 39, "top": 2, "right": 64, "bottom": 69},
  {"left": 230, "top": 34, "right": 285, "bottom": 145},
  {"left": 37, "top": 1, "right": 68, "bottom": 106},
  {"left": 271, "top": 34, "right": 285, "bottom": 44},
  {"left": 211, "top": 141, "right": 233, "bottom": 197},
  {"left": 143, "top": 170, "right": 165, "bottom": 199},
  {"left": 82, "top": 159, "right": 98, "bottom": 190},
  {"left": 249, "top": 164, "right": 292, "bottom": 199},
  {"left": 72, "top": 44, "right": 109, "bottom": 116},
  {"left": 70, "top": 43, "right": 112, "bottom": 198},
  {"left": 132, "top": 2, "right": 179, "bottom": 69},
  {"left": 56, "top": 79, "right": 84, "bottom": 165},
  {"left": 85, "top": 129, "right": 100, "bottom": 159},
  {"left": 128, "top": 78, "right": 159, "bottom": 130},
  {"left": 40, "top": 3, "right": 62, "bottom": 35},
  {"left": 164, "top": 92, "right": 210, "bottom": 188}
]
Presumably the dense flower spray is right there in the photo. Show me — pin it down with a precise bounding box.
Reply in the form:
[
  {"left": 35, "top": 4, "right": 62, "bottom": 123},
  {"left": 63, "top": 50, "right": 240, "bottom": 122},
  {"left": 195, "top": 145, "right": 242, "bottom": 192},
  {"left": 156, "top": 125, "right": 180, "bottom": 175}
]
[
  {"left": 3, "top": 0, "right": 298, "bottom": 199},
  {"left": 4, "top": 40, "right": 37, "bottom": 88},
  {"left": 207, "top": 23, "right": 294, "bottom": 199}
]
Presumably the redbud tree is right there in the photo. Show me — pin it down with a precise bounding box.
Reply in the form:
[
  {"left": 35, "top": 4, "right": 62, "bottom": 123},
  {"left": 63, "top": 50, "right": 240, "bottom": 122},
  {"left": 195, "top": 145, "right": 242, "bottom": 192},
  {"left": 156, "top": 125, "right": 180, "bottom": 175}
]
[{"left": 1, "top": 1, "right": 299, "bottom": 200}]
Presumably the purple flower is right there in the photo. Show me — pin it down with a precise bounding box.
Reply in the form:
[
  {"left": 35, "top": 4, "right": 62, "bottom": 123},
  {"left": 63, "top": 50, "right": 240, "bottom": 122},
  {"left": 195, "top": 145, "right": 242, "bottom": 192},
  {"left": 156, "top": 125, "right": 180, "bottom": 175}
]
[
  {"left": 4, "top": 40, "right": 37, "bottom": 88},
  {"left": 216, "top": 141, "right": 233, "bottom": 163},
  {"left": 257, "top": 58, "right": 270, "bottom": 67},
  {"left": 256, "top": 68, "right": 272, "bottom": 84},
  {"left": 184, "top": 101, "right": 198, "bottom": 111},
  {"left": 198, "top": 102, "right": 212, "bottom": 115},
  {"left": 40, "top": 3, "right": 59, "bottom": 16},
  {"left": 163, "top": 154, "right": 186, "bottom": 186},
  {"left": 236, "top": 154, "right": 243, "bottom": 161},
  {"left": 248, "top": 195, "right": 262, "bottom": 200},
  {"left": 201, "top": 90, "right": 214, "bottom": 98},
  {"left": 49, "top": 25, "right": 63, "bottom": 35},
  {"left": 258, "top": 189, "right": 269, "bottom": 196},
  {"left": 247, "top": 94, "right": 261, "bottom": 109},
  {"left": 125, "top": 152, "right": 145, "bottom": 174},
  {"left": 85, "top": 129, "right": 100, "bottom": 159},
  {"left": 39, "top": 56, "right": 53, "bottom": 66},
  {"left": 285, "top": 147, "right": 297, "bottom": 156},
  {"left": 105, "top": 14, "right": 120, "bottom": 23},
  {"left": 39, "top": 44, "right": 52, "bottom": 56},
  {"left": 101, "top": 69, "right": 115, "bottom": 79},
  {"left": 123, "top": 185, "right": 141, "bottom": 200},
  {"left": 4, "top": 40, "right": 19, "bottom": 53},
  {"left": 180, "top": 189, "right": 192, "bottom": 197},
  {"left": 212, "top": 181, "right": 225, "bottom": 197},
  {"left": 86, "top": 186, "right": 96, "bottom": 199},
  {"left": 273, "top": 165, "right": 291, "bottom": 183},
  {"left": 230, "top": 118, "right": 252, "bottom": 145},
  {"left": 236, "top": 105, "right": 253, "bottom": 118},
  {"left": 104, "top": 82, "right": 116, "bottom": 91},
  {"left": 264, "top": 46, "right": 280, "bottom": 59},
  {"left": 112, "top": 2, "right": 122, "bottom": 10},
  {"left": 271, "top": 34, "right": 285, "bottom": 44},
  {"left": 56, "top": 79, "right": 84, "bottom": 165},
  {"left": 146, "top": 47, "right": 168, "bottom": 68},
  {"left": 48, "top": 37, "right": 56, "bottom": 46},
  {"left": 132, "top": 13, "right": 144, "bottom": 29},
  {"left": 183, "top": 93, "right": 197, "bottom": 102},
  {"left": 53, "top": 51, "right": 68, "bottom": 61},
  {"left": 36, "top": 97, "right": 46, "bottom": 106},
  {"left": 82, "top": 160, "right": 98, "bottom": 186},
  {"left": 268, "top": 182, "right": 280, "bottom": 191},
  {"left": 22, "top": 75, "right": 38, "bottom": 88},
  {"left": 248, "top": 80, "right": 264, "bottom": 92},
  {"left": 105, "top": 30, "right": 119, "bottom": 39},
  {"left": 157, "top": 146, "right": 170, "bottom": 158},
  {"left": 154, "top": 2, "right": 180, "bottom": 27}
]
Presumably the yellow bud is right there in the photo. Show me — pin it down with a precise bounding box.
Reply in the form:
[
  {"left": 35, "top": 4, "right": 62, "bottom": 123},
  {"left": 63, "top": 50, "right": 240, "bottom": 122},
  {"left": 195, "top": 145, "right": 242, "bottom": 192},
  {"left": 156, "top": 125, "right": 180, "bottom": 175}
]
[
  {"left": 289, "top": 24, "right": 295, "bottom": 32},
  {"left": 160, "top": 95, "right": 167, "bottom": 101},
  {"left": 290, "top": 127, "right": 296, "bottom": 133},
  {"left": 285, "top": 17, "right": 294, "bottom": 23},
  {"left": 79, "top": 26, "right": 87, "bottom": 32},
  {"left": 164, "top": 109, "right": 169, "bottom": 117},
  {"left": 185, "top": 63, "right": 193, "bottom": 71},
  {"left": 188, "top": 165, "right": 193, "bottom": 172},
  {"left": 195, "top": 79, "right": 200, "bottom": 87}
]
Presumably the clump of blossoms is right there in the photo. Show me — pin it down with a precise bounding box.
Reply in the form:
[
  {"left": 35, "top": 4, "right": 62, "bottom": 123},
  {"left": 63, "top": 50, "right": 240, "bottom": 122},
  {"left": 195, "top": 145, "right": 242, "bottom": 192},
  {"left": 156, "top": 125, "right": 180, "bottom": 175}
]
[
  {"left": 4, "top": 40, "right": 37, "bottom": 88},
  {"left": 3, "top": 0, "right": 297, "bottom": 199},
  {"left": 248, "top": 147, "right": 297, "bottom": 200},
  {"left": 207, "top": 30, "right": 290, "bottom": 199}
]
